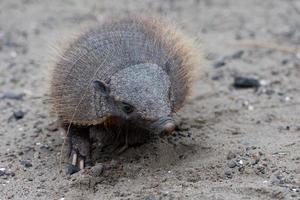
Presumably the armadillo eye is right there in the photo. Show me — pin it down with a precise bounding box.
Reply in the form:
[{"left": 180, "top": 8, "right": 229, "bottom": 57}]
[{"left": 121, "top": 102, "right": 134, "bottom": 114}]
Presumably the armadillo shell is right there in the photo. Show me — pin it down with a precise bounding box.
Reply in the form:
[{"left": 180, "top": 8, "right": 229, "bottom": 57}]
[{"left": 50, "top": 16, "right": 199, "bottom": 125}]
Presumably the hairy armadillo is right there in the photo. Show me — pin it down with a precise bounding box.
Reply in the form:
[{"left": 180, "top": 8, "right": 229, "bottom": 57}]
[{"left": 50, "top": 16, "right": 200, "bottom": 172}]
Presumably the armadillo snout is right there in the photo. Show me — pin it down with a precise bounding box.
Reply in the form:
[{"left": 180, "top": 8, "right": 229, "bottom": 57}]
[{"left": 150, "top": 116, "right": 176, "bottom": 136}]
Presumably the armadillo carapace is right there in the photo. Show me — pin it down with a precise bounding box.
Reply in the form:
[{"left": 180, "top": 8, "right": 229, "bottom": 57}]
[{"left": 50, "top": 16, "right": 200, "bottom": 172}]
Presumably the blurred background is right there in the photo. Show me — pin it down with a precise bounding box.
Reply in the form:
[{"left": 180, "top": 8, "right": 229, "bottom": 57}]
[{"left": 0, "top": 0, "right": 299, "bottom": 199}]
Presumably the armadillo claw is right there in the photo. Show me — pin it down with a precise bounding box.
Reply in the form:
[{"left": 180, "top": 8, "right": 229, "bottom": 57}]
[
  {"left": 71, "top": 152, "right": 85, "bottom": 169},
  {"left": 79, "top": 159, "right": 84, "bottom": 170},
  {"left": 72, "top": 152, "right": 77, "bottom": 165}
]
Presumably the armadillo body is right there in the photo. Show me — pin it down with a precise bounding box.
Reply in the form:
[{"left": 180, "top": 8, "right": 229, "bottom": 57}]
[{"left": 50, "top": 16, "right": 199, "bottom": 127}]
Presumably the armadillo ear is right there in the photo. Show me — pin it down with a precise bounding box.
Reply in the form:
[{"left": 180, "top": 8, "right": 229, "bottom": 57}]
[{"left": 93, "top": 80, "right": 110, "bottom": 96}]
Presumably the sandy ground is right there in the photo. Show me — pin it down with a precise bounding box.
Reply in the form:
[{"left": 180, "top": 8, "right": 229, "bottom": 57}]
[{"left": 0, "top": 0, "right": 300, "bottom": 199}]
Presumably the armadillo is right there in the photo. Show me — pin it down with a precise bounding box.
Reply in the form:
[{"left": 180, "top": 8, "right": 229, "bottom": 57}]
[{"left": 49, "top": 16, "right": 200, "bottom": 172}]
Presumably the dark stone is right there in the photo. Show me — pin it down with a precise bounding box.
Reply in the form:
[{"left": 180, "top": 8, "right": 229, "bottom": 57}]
[
  {"left": 20, "top": 160, "right": 32, "bottom": 168},
  {"left": 281, "top": 59, "right": 289, "bottom": 65},
  {"left": 65, "top": 164, "right": 80, "bottom": 175},
  {"left": 39, "top": 144, "right": 49, "bottom": 150},
  {"left": 13, "top": 110, "right": 25, "bottom": 120},
  {"left": 233, "top": 77, "right": 261, "bottom": 88}
]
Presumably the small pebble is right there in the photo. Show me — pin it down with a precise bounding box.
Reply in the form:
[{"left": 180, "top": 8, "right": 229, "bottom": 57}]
[
  {"left": 251, "top": 154, "right": 260, "bottom": 165},
  {"left": 281, "top": 59, "right": 289, "bottom": 65},
  {"left": 224, "top": 170, "right": 233, "bottom": 178},
  {"left": 213, "top": 58, "right": 226, "bottom": 68},
  {"left": 259, "top": 79, "right": 267, "bottom": 86},
  {"left": 291, "top": 188, "right": 298, "bottom": 192},
  {"left": 13, "top": 110, "right": 25, "bottom": 120},
  {"left": 248, "top": 105, "right": 254, "bottom": 111},
  {"left": 242, "top": 101, "right": 249, "bottom": 107},
  {"left": 34, "top": 152, "right": 40, "bottom": 159},
  {"left": 20, "top": 160, "right": 32, "bottom": 168},
  {"left": 284, "top": 96, "right": 291, "bottom": 102},
  {"left": 0, "top": 168, "right": 6, "bottom": 176},
  {"left": 37, "top": 172, "right": 44, "bottom": 176},
  {"left": 41, "top": 144, "right": 49, "bottom": 149},
  {"left": 89, "top": 164, "right": 104, "bottom": 177},
  {"left": 227, "top": 160, "right": 237, "bottom": 168},
  {"left": 65, "top": 164, "right": 80, "bottom": 175},
  {"left": 227, "top": 151, "right": 236, "bottom": 160}
]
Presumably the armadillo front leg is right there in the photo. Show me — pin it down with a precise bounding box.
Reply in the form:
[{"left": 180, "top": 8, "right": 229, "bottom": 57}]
[{"left": 65, "top": 125, "right": 92, "bottom": 174}]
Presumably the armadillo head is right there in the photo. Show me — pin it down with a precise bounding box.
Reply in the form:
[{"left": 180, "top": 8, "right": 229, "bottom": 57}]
[{"left": 93, "top": 63, "right": 175, "bottom": 135}]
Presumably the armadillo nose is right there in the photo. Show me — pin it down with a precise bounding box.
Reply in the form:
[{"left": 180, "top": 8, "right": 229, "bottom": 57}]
[
  {"left": 163, "top": 122, "right": 175, "bottom": 135},
  {"left": 152, "top": 116, "right": 175, "bottom": 136}
]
